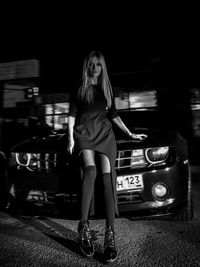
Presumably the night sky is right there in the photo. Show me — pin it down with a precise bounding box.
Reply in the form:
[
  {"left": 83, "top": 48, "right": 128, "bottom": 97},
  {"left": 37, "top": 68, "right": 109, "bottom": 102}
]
[{"left": 0, "top": 7, "right": 199, "bottom": 88}]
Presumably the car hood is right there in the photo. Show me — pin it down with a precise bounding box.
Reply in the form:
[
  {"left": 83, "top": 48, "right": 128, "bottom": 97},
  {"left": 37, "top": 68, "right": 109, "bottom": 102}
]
[
  {"left": 11, "top": 134, "right": 68, "bottom": 153},
  {"left": 11, "top": 128, "right": 179, "bottom": 153},
  {"left": 116, "top": 128, "right": 179, "bottom": 151}
]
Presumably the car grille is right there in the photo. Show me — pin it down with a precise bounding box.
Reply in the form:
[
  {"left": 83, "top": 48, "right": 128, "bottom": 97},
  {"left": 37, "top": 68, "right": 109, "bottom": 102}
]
[
  {"left": 36, "top": 153, "right": 57, "bottom": 170},
  {"left": 116, "top": 149, "right": 148, "bottom": 170}
]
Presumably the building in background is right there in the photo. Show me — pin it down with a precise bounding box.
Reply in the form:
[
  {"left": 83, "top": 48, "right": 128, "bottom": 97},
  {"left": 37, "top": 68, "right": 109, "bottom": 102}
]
[{"left": 0, "top": 59, "right": 40, "bottom": 153}]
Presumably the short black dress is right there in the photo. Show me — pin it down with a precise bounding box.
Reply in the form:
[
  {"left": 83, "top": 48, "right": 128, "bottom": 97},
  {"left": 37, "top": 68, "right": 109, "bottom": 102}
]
[{"left": 69, "top": 84, "right": 119, "bottom": 215}]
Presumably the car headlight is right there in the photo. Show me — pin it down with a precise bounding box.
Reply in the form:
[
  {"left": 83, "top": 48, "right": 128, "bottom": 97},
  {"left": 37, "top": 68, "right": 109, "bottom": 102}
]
[
  {"left": 15, "top": 153, "right": 38, "bottom": 169},
  {"left": 145, "top": 146, "right": 169, "bottom": 163},
  {"left": 11, "top": 152, "right": 57, "bottom": 171},
  {"left": 16, "top": 153, "right": 31, "bottom": 166}
]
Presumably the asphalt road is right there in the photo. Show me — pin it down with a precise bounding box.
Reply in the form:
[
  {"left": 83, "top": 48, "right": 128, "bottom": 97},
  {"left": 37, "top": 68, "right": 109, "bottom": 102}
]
[{"left": 0, "top": 168, "right": 200, "bottom": 266}]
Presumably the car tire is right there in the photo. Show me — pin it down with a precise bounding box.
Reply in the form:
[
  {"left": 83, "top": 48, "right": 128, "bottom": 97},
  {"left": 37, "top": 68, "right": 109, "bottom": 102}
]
[
  {"left": 174, "top": 164, "right": 194, "bottom": 222},
  {"left": 0, "top": 175, "right": 9, "bottom": 210},
  {"left": 0, "top": 152, "right": 8, "bottom": 210}
]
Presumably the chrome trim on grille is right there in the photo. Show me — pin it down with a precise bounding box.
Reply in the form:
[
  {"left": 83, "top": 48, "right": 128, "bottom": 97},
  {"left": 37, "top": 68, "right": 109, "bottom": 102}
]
[
  {"left": 116, "top": 149, "right": 147, "bottom": 170},
  {"left": 35, "top": 153, "right": 57, "bottom": 171}
]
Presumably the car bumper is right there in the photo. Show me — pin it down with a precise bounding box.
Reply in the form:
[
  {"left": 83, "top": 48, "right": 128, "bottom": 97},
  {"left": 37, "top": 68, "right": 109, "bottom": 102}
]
[
  {"left": 7, "top": 160, "right": 190, "bottom": 220},
  {"left": 116, "top": 161, "right": 189, "bottom": 217}
]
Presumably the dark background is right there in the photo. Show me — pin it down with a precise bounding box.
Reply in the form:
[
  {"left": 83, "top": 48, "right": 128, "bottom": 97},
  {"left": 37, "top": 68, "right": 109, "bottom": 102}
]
[{"left": 0, "top": 5, "right": 200, "bottom": 90}]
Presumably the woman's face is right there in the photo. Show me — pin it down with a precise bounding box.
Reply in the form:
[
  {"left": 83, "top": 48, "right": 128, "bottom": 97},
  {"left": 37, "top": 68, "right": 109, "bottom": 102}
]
[{"left": 88, "top": 57, "right": 102, "bottom": 78}]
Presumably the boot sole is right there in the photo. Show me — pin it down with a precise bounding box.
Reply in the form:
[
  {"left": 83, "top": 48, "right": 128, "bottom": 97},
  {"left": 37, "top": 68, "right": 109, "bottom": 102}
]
[
  {"left": 79, "top": 245, "right": 94, "bottom": 258},
  {"left": 104, "top": 255, "right": 118, "bottom": 264}
]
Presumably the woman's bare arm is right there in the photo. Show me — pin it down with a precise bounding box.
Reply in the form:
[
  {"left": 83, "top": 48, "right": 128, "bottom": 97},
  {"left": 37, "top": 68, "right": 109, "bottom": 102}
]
[
  {"left": 67, "top": 116, "right": 75, "bottom": 154},
  {"left": 112, "top": 116, "right": 147, "bottom": 140}
]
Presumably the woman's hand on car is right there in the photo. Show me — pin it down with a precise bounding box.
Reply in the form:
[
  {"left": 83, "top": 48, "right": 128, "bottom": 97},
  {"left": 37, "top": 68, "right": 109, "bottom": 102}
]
[{"left": 129, "top": 133, "right": 147, "bottom": 141}]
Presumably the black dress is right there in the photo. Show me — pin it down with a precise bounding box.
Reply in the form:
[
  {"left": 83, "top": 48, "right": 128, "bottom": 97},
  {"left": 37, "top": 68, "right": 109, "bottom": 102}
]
[{"left": 69, "top": 85, "right": 119, "bottom": 215}]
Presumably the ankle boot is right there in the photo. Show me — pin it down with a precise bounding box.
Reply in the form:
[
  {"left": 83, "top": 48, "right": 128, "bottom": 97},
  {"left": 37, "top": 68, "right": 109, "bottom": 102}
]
[
  {"left": 78, "top": 220, "right": 94, "bottom": 258},
  {"left": 104, "top": 226, "right": 118, "bottom": 263}
]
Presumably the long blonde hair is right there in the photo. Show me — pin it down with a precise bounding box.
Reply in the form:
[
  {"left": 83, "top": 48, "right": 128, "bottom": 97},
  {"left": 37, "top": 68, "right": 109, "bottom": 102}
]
[{"left": 77, "top": 51, "right": 113, "bottom": 108}]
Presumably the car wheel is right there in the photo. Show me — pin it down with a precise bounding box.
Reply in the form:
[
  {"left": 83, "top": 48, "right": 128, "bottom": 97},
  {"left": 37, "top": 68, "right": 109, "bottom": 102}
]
[
  {"left": 174, "top": 164, "right": 194, "bottom": 222},
  {"left": 0, "top": 154, "right": 8, "bottom": 210},
  {"left": 0, "top": 175, "right": 9, "bottom": 210}
]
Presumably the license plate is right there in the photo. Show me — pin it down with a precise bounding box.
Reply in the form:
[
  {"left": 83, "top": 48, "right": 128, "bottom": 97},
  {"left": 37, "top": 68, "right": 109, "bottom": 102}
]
[{"left": 117, "top": 174, "right": 143, "bottom": 191}]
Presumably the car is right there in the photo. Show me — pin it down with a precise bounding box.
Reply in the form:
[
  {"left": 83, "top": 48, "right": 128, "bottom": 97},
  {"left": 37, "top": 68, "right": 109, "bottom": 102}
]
[{"left": 6, "top": 106, "right": 193, "bottom": 221}]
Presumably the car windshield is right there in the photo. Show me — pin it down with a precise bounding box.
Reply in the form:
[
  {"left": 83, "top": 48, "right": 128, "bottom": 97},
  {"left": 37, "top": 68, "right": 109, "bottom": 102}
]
[
  {"left": 116, "top": 109, "right": 173, "bottom": 130},
  {"left": 113, "top": 87, "right": 190, "bottom": 138}
]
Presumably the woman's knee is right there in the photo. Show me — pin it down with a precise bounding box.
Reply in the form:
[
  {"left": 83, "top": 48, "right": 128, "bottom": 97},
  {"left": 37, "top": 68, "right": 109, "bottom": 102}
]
[
  {"left": 82, "top": 150, "right": 95, "bottom": 166},
  {"left": 83, "top": 165, "right": 97, "bottom": 182},
  {"left": 102, "top": 172, "right": 112, "bottom": 187}
]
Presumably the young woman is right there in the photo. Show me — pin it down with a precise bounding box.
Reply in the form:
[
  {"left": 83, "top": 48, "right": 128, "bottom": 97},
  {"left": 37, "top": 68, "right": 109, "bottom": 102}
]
[{"left": 67, "top": 51, "right": 147, "bottom": 263}]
